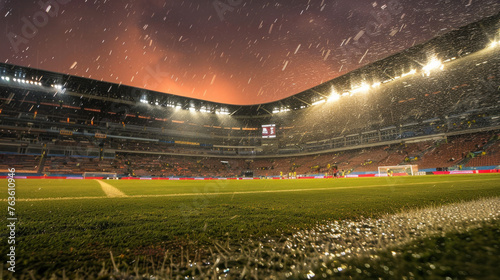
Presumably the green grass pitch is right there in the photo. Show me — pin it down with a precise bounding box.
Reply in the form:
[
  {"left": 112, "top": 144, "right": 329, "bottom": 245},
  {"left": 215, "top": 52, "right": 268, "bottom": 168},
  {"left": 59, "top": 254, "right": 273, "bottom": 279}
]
[{"left": 1, "top": 174, "right": 499, "bottom": 278}]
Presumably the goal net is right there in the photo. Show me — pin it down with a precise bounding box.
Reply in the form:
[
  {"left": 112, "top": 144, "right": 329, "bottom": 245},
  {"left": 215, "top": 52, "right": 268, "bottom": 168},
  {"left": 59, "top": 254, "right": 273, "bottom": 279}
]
[
  {"left": 378, "top": 165, "right": 418, "bottom": 176},
  {"left": 83, "top": 172, "right": 118, "bottom": 179}
]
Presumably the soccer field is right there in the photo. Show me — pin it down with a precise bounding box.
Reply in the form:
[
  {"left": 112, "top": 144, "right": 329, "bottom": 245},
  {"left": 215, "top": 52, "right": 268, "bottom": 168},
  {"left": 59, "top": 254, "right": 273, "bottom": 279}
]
[{"left": 1, "top": 174, "right": 500, "bottom": 279}]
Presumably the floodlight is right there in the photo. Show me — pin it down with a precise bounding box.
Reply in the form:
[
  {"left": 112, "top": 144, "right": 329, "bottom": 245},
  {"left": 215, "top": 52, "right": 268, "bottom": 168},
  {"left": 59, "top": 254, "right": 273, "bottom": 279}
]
[
  {"left": 423, "top": 59, "right": 443, "bottom": 75},
  {"left": 216, "top": 108, "right": 230, "bottom": 115},
  {"left": 328, "top": 94, "right": 340, "bottom": 102},
  {"left": 312, "top": 99, "right": 326, "bottom": 106},
  {"left": 351, "top": 83, "right": 370, "bottom": 94},
  {"left": 327, "top": 87, "right": 340, "bottom": 102},
  {"left": 402, "top": 69, "right": 416, "bottom": 77}
]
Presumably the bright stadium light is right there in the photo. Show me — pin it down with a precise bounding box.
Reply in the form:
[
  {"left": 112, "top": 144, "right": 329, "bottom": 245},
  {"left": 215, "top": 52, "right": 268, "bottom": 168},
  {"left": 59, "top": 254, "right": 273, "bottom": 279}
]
[
  {"left": 351, "top": 83, "right": 370, "bottom": 94},
  {"left": 402, "top": 69, "right": 416, "bottom": 77},
  {"left": 312, "top": 99, "right": 326, "bottom": 106},
  {"left": 372, "top": 82, "right": 381, "bottom": 88},
  {"left": 423, "top": 59, "right": 444, "bottom": 76},
  {"left": 328, "top": 94, "right": 340, "bottom": 102},
  {"left": 140, "top": 96, "right": 148, "bottom": 104},
  {"left": 327, "top": 87, "right": 340, "bottom": 102},
  {"left": 216, "top": 108, "right": 230, "bottom": 115},
  {"left": 490, "top": 41, "right": 498, "bottom": 48},
  {"left": 361, "top": 83, "right": 370, "bottom": 92},
  {"left": 272, "top": 107, "right": 290, "bottom": 113}
]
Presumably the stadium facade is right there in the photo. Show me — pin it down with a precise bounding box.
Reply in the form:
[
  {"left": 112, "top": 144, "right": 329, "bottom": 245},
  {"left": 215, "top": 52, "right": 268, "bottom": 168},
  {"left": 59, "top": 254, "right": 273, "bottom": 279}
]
[{"left": 1, "top": 13, "right": 499, "bottom": 177}]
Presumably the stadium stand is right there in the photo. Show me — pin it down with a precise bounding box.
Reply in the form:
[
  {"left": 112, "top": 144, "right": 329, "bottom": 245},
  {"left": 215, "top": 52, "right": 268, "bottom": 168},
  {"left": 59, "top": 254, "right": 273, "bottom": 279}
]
[{"left": 0, "top": 154, "right": 39, "bottom": 173}]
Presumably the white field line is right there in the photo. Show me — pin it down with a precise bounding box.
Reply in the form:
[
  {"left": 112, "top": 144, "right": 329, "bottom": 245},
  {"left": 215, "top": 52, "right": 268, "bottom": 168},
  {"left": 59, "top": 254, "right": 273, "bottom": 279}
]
[
  {"left": 272, "top": 197, "right": 500, "bottom": 274},
  {"left": 96, "top": 179, "right": 128, "bottom": 198},
  {"left": 5, "top": 178, "right": 498, "bottom": 202},
  {"left": 193, "top": 196, "right": 500, "bottom": 279}
]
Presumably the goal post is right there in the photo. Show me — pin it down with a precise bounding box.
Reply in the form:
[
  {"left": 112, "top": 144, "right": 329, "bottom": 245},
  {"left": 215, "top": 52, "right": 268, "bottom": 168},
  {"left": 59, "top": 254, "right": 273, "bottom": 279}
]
[
  {"left": 378, "top": 165, "right": 418, "bottom": 176},
  {"left": 83, "top": 172, "right": 118, "bottom": 179}
]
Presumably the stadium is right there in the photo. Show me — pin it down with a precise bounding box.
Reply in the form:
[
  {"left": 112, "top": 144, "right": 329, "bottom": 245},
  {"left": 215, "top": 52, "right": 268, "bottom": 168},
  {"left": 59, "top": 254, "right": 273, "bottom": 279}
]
[{"left": 1, "top": 5, "right": 500, "bottom": 280}]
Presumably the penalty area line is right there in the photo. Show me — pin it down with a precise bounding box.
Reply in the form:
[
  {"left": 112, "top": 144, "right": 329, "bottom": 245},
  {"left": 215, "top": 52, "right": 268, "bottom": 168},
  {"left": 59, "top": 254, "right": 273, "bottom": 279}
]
[{"left": 96, "top": 179, "right": 128, "bottom": 198}]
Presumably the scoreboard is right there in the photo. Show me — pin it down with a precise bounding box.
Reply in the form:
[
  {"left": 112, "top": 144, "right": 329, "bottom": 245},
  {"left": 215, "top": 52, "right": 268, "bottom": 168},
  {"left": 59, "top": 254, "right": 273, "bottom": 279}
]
[{"left": 262, "top": 124, "right": 276, "bottom": 139}]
